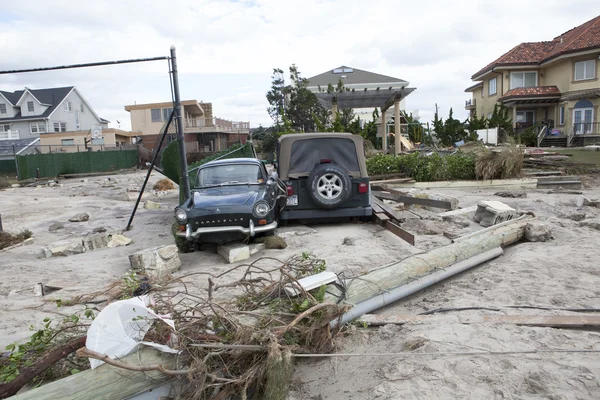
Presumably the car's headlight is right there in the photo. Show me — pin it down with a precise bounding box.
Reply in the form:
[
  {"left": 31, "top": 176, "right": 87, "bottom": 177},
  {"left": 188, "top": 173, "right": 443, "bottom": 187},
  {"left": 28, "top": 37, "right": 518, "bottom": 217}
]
[
  {"left": 175, "top": 207, "right": 187, "bottom": 222},
  {"left": 253, "top": 201, "right": 270, "bottom": 218}
]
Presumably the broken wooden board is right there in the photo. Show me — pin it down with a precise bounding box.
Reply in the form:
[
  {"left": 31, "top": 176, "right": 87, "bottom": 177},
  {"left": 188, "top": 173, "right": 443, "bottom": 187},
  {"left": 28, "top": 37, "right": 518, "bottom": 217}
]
[
  {"left": 385, "top": 220, "right": 415, "bottom": 246},
  {"left": 371, "top": 196, "right": 406, "bottom": 222},
  {"left": 372, "top": 190, "right": 453, "bottom": 210},
  {"left": 373, "top": 213, "right": 390, "bottom": 226},
  {"left": 359, "top": 313, "right": 600, "bottom": 329},
  {"left": 370, "top": 178, "right": 415, "bottom": 185}
]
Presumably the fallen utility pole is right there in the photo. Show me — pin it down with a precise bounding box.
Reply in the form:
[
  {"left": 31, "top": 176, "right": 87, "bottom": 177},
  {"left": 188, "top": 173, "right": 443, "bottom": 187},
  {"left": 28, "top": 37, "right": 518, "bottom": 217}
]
[
  {"left": 328, "top": 215, "right": 533, "bottom": 325},
  {"left": 9, "top": 349, "right": 177, "bottom": 400}
]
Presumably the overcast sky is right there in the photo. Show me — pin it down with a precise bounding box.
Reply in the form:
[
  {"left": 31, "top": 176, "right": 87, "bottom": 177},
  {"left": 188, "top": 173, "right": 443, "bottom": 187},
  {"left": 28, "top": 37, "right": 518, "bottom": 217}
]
[{"left": 0, "top": 0, "right": 597, "bottom": 130}]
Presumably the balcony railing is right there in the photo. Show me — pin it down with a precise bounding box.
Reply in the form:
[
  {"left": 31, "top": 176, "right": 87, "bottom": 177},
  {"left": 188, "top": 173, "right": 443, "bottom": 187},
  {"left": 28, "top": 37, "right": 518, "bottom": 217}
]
[
  {"left": 572, "top": 122, "right": 600, "bottom": 135},
  {"left": 465, "top": 99, "right": 476, "bottom": 109},
  {"left": 185, "top": 117, "right": 250, "bottom": 132},
  {"left": 0, "top": 130, "right": 19, "bottom": 140}
]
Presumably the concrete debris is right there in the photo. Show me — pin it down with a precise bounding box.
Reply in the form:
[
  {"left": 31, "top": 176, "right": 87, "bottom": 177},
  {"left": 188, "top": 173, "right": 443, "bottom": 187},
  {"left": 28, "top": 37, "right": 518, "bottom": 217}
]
[
  {"left": 575, "top": 196, "right": 600, "bottom": 208},
  {"left": 107, "top": 234, "right": 132, "bottom": 248},
  {"left": 473, "top": 201, "right": 519, "bottom": 227},
  {"left": 494, "top": 191, "right": 527, "bottom": 198},
  {"left": 92, "top": 227, "right": 107, "bottom": 233},
  {"left": 343, "top": 237, "right": 355, "bottom": 246},
  {"left": 127, "top": 185, "right": 141, "bottom": 192},
  {"left": 69, "top": 213, "right": 90, "bottom": 222},
  {"left": 48, "top": 222, "right": 64, "bottom": 232},
  {"left": 129, "top": 245, "right": 181, "bottom": 278},
  {"left": 144, "top": 200, "right": 161, "bottom": 210},
  {"left": 441, "top": 215, "right": 471, "bottom": 228},
  {"left": 566, "top": 213, "right": 586, "bottom": 222},
  {"left": 217, "top": 242, "right": 265, "bottom": 263},
  {"left": 438, "top": 205, "right": 478, "bottom": 218},
  {"left": 524, "top": 222, "right": 553, "bottom": 242},
  {"left": 579, "top": 219, "right": 600, "bottom": 231},
  {"left": 11, "top": 184, "right": 21, "bottom": 188},
  {"left": 84, "top": 233, "right": 109, "bottom": 251}
]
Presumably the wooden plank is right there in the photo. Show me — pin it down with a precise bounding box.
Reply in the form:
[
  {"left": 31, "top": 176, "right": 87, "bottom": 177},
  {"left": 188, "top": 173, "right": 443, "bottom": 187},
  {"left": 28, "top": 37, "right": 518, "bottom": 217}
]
[
  {"left": 370, "top": 178, "right": 415, "bottom": 185},
  {"left": 368, "top": 172, "right": 407, "bottom": 181},
  {"left": 373, "top": 213, "right": 390, "bottom": 226},
  {"left": 438, "top": 205, "right": 478, "bottom": 217},
  {"left": 386, "top": 179, "right": 538, "bottom": 189},
  {"left": 372, "top": 191, "right": 453, "bottom": 210},
  {"left": 359, "top": 313, "right": 600, "bottom": 329},
  {"left": 371, "top": 201, "right": 384, "bottom": 214},
  {"left": 385, "top": 220, "right": 415, "bottom": 246},
  {"left": 371, "top": 196, "right": 406, "bottom": 222}
]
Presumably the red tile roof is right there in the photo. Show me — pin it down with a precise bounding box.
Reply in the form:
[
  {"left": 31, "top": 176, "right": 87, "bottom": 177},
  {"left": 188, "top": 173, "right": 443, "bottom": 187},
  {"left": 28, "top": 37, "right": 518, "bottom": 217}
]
[
  {"left": 472, "top": 15, "right": 600, "bottom": 79},
  {"left": 499, "top": 86, "right": 561, "bottom": 101}
]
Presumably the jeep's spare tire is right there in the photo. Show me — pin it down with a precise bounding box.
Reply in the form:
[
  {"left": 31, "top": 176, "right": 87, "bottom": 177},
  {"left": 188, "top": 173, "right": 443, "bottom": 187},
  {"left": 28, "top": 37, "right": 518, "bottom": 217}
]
[{"left": 307, "top": 163, "right": 351, "bottom": 209}]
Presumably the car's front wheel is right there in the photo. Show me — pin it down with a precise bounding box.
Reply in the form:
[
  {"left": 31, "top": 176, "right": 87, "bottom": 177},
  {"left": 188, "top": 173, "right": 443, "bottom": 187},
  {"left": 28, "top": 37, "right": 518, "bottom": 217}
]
[{"left": 307, "top": 163, "right": 351, "bottom": 209}]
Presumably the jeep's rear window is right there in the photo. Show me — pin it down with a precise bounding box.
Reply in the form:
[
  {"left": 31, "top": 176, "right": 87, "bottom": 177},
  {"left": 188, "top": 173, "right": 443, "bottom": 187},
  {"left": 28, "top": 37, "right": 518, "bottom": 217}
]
[{"left": 289, "top": 138, "right": 359, "bottom": 177}]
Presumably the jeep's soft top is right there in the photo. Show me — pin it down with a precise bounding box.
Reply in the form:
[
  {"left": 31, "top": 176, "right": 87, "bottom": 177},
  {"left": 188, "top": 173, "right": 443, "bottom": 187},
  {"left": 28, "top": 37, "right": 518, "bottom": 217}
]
[{"left": 277, "top": 133, "right": 368, "bottom": 180}]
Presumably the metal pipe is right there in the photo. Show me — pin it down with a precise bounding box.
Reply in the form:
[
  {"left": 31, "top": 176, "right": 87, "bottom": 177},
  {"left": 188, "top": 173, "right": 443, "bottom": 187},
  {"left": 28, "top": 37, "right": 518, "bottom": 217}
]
[
  {"left": 0, "top": 56, "right": 168, "bottom": 75},
  {"left": 169, "top": 46, "right": 190, "bottom": 198},
  {"left": 332, "top": 247, "right": 504, "bottom": 326}
]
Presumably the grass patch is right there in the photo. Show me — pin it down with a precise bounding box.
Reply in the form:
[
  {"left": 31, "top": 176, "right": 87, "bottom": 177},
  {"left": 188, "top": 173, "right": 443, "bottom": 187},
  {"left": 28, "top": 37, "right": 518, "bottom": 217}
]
[
  {"left": 153, "top": 178, "right": 175, "bottom": 191},
  {"left": 0, "top": 229, "right": 33, "bottom": 250}
]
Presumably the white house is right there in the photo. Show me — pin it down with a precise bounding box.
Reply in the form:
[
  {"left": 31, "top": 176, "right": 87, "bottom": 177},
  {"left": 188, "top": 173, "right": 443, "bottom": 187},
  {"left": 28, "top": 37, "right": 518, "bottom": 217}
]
[{"left": 0, "top": 86, "right": 109, "bottom": 141}]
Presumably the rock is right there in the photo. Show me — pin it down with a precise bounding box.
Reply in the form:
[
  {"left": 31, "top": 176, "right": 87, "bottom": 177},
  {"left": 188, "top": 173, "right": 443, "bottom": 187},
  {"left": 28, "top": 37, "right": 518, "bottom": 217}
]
[
  {"left": 80, "top": 179, "right": 88, "bottom": 183},
  {"left": 83, "top": 233, "right": 109, "bottom": 251},
  {"left": 41, "top": 240, "right": 84, "bottom": 258},
  {"left": 48, "top": 222, "right": 64, "bottom": 232},
  {"left": 107, "top": 234, "right": 132, "bottom": 248},
  {"left": 129, "top": 245, "right": 181, "bottom": 279},
  {"left": 217, "top": 243, "right": 251, "bottom": 263},
  {"left": 342, "top": 237, "right": 355, "bottom": 246},
  {"left": 576, "top": 196, "right": 591, "bottom": 207},
  {"left": 494, "top": 191, "right": 527, "bottom": 198},
  {"left": 92, "top": 227, "right": 107, "bottom": 233},
  {"left": 473, "top": 201, "right": 519, "bottom": 227},
  {"left": 69, "top": 213, "right": 89, "bottom": 222},
  {"left": 250, "top": 243, "right": 266, "bottom": 255},
  {"left": 580, "top": 219, "right": 600, "bottom": 231},
  {"left": 144, "top": 200, "right": 161, "bottom": 210},
  {"left": 11, "top": 184, "right": 21, "bottom": 188},
  {"left": 566, "top": 213, "right": 586, "bottom": 222},
  {"left": 443, "top": 229, "right": 462, "bottom": 240},
  {"left": 127, "top": 185, "right": 141, "bottom": 192},
  {"left": 525, "top": 222, "right": 553, "bottom": 242}
]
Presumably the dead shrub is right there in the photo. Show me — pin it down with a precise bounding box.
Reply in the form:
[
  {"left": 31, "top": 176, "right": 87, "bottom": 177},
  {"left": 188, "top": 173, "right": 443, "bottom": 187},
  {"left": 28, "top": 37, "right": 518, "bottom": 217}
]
[
  {"left": 153, "top": 178, "right": 175, "bottom": 191},
  {"left": 0, "top": 177, "right": 8, "bottom": 189},
  {"left": 475, "top": 140, "right": 523, "bottom": 181},
  {"left": 0, "top": 229, "right": 33, "bottom": 250}
]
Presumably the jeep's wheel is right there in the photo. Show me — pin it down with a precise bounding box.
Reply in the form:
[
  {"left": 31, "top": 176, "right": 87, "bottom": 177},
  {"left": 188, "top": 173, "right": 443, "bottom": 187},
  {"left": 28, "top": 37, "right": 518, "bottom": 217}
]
[{"left": 308, "top": 163, "right": 351, "bottom": 209}]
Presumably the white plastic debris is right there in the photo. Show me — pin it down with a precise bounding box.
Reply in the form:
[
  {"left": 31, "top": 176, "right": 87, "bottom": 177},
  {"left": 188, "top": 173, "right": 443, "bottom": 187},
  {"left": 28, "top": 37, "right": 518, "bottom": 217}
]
[{"left": 85, "top": 295, "right": 178, "bottom": 369}]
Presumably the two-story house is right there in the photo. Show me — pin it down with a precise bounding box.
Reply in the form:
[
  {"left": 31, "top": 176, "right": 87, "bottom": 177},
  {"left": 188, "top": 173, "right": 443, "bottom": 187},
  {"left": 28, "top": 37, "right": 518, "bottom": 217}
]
[
  {"left": 0, "top": 86, "right": 109, "bottom": 141},
  {"left": 124, "top": 100, "right": 250, "bottom": 154},
  {"left": 465, "top": 15, "right": 600, "bottom": 147}
]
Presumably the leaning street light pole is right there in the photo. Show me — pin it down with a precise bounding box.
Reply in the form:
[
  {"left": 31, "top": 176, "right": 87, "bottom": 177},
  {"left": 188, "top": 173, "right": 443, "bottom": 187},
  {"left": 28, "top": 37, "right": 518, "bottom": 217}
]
[{"left": 169, "top": 46, "right": 191, "bottom": 198}]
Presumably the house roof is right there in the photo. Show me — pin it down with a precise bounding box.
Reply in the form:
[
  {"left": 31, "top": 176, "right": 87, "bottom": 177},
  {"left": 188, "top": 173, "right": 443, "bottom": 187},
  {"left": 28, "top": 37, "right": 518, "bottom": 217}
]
[
  {"left": 464, "top": 82, "right": 483, "bottom": 92},
  {"left": 0, "top": 138, "right": 39, "bottom": 156},
  {"left": 472, "top": 15, "right": 600, "bottom": 79},
  {"left": 499, "top": 86, "right": 561, "bottom": 101},
  {"left": 0, "top": 87, "right": 74, "bottom": 122},
  {"left": 306, "top": 66, "right": 408, "bottom": 88}
]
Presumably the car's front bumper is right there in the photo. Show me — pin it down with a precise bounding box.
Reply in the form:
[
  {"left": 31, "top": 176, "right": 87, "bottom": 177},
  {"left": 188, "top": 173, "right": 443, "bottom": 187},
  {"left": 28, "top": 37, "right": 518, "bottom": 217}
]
[
  {"left": 177, "top": 220, "right": 278, "bottom": 241},
  {"left": 281, "top": 206, "right": 372, "bottom": 220}
]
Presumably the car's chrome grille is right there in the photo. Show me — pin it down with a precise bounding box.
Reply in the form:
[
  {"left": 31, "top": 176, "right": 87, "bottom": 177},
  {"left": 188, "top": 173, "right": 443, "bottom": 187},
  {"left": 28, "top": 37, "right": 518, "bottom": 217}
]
[{"left": 192, "top": 216, "right": 247, "bottom": 228}]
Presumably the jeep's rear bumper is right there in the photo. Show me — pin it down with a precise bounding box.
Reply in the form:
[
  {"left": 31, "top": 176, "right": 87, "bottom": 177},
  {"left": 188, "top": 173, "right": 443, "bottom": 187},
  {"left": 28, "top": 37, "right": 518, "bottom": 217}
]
[{"left": 281, "top": 206, "right": 372, "bottom": 220}]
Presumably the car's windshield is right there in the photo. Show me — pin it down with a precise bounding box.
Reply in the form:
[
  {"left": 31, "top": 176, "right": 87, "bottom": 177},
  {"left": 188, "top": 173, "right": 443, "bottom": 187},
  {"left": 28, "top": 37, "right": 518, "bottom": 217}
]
[{"left": 196, "top": 164, "right": 263, "bottom": 187}]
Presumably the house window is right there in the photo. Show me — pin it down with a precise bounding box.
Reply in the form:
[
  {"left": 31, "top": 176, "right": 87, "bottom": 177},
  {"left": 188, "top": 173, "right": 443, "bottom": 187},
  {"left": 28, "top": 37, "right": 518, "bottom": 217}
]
[
  {"left": 488, "top": 78, "right": 497, "bottom": 96},
  {"left": 0, "top": 104, "right": 6, "bottom": 114},
  {"left": 559, "top": 106, "right": 565, "bottom": 125},
  {"left": 516, "top": 111, "right": 535, "bottom": 125},
  {"left": 54, "top": 122, "right": 67, "bottom": 132},
  {"left": 30, "top": 122, "right": 46, "bottom": 134},
  {"left": 574, "top": 60, "right": 596, "bottom": 81},
  {"left": 27, "top": 101, "right": 34, "bottom": 113},
  {"left": 162, "top": 107, "right": 173, "bottom": 121},
  {"left": 0, "top": 124, "right": 10, "bottom": 131},
  {"left": 61, "top": 139, "right": 75, "bottom": 146},
  {"left": 573, "top": 99, "right": 594, "bottom": 134},
  {"left": 510, "top": 72, "right": 537, "bottom": 89},
  {"left": 151, "top": 108, "right": 162, "bottom": 122},
  {"left": 64, "top": 102, "right": 72, "bottom": 112},
  {"left": 80, "top": 103, "right": 85, "bottom": 112}
]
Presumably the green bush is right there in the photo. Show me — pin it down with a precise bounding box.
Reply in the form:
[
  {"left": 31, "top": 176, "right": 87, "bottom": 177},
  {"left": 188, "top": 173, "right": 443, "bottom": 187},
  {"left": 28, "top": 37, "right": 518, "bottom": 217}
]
[
  {"left": 519, "top": 128, "right": 538, "bottom": 147},
  {"left": 367, "top": 152, "right": 476, "bottom": 182}
]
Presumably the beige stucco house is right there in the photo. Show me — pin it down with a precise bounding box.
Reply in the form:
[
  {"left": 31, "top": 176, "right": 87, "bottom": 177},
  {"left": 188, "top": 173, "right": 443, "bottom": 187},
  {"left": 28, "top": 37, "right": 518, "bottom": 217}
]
[
  {"left": 124, "top": 100, "right": 250, "bottom": 153},
  {"left": 38, "top": 129, "right": 137, "bottom": 153},
  {"left": 465, "top": 15, "right": 600, "bottom": 146}
]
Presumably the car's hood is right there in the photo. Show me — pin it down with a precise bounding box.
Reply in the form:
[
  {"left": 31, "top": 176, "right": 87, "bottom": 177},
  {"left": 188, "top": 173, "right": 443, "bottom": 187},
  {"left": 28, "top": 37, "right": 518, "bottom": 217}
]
[{"left": 192, "top": 185, "right": 262, "bottom": 208}]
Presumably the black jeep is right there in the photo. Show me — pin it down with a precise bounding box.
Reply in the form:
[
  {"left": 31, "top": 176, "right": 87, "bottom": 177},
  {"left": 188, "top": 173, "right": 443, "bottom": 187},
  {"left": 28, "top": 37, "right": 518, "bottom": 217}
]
[{"left": 277, "top": 133, "right": 372, "bottom": 220}]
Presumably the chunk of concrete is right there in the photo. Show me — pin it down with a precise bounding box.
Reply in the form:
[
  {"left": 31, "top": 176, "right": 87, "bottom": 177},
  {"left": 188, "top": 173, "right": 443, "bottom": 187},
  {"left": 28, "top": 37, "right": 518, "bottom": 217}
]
[
  {"left": 41, "top": 239, "right": 84, "bottom": 258},
  {"left": 494, "top": 190, "right": 527, "bottom": 198},
  {"left": 144, "top": 200, "right": 161, "bottom": 209},
  {"left": 580, "top": 219, "right": 600, "bottom": 231},
  {"left": 48, "top": 222, "right": 64, "bottom": 232},
  {"left": 69, "top": 213, "right": 89, "bottom": 222},
  {"left": 525, "top": 222, "right": 553, "bottom": 242},
  {"left": 107, "top": 234, "right": 132, "bottom": 248},
  {"left": 218, "top": 243, "right": 251, "bottom": 263},
  {"left": 129, "top": 245, "right": 181, "bottom": 278},
  {"left": 83, "top": 233, "right": 109, "bottom": 251},
  {"left": 473, "top": 201, "right": 519, "bottom": 227}
]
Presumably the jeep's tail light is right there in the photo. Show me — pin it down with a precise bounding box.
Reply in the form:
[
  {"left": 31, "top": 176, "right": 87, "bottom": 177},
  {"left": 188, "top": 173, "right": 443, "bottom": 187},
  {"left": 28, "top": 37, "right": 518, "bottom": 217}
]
[
  {"left": 358, "top": 182, "right": 369, "bottom": 194},
  {"left": 286, "top": 185, "right": 294, "bottom": 196},
  {"left": 320, "top": 159, "right": 332, "bottom": 164}
]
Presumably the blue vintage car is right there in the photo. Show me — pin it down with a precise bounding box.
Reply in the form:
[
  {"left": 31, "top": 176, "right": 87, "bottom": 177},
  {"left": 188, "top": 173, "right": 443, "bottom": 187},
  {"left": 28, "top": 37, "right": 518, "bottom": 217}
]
[{"left": 175, "top": 158, "right": 287, "bottom": 245}]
